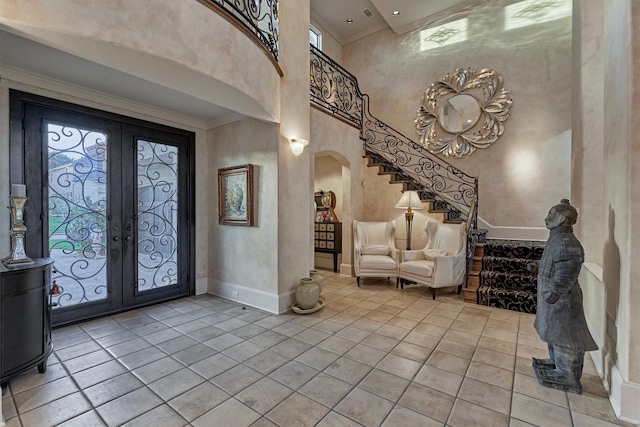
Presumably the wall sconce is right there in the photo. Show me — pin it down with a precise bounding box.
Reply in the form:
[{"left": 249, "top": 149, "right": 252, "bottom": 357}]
[
  {"left": 394, "top": 190, "right": 425, "bottom": 250},
  {"left": 289, "top": 138, "right": 308, "bottom": 156}
]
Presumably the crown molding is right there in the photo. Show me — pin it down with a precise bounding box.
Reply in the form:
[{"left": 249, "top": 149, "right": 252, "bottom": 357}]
[{"left": 1, "top": 65, "right": 209, "bottom": 130}]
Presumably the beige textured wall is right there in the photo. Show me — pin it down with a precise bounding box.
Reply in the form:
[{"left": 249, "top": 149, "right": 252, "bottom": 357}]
[
  {"left": 208, "top": 118, "right": 279, "bottom": 293},
  {"left": 572, "top": 0, "right": 605, "bottom": 265},
  {"left": 311, "top": 18, "right": 344, "bottom": 65},
  {"left": 603, "top": 0, "right": 631, "bottom": 384},
  {"left": 342, "top": 0, "right": 573, "bottom": 229},
  {"left": 0, "top": 0, "right": 281, "bottom": 122},
  {"left": 310, "top": 109, "right": 365, "bottom": 273},
  {"left": 276, "top": 0, "right": 313, "bottom": 298},
  {"left": 574, "top": 0, "right": 640, "bottom": 420}
]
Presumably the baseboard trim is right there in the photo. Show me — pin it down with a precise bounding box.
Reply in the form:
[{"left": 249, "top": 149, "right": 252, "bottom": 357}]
[
  {"left": 610, "top": 366, "right": 640, "bottom": 424},
  {"left": 339, "top": 263, "right": 353, "bottom": 276},
  {"left": 207, "top": 278, "right": 297, "bottom": 315}
]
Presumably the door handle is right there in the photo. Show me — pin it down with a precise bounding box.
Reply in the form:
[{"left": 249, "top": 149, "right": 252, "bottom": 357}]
[{"left": 113, "top": 236, "right": 120, "bottom": 241}]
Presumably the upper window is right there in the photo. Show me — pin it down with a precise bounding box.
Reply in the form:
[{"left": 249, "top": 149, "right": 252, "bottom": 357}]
[{"left": 310, "top": 25, "right": 322, "bottom": 50}]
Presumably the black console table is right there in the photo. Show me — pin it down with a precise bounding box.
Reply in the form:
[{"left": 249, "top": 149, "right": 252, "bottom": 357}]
[
  {"left": 314, "top": 222, "right": 342, "bottom": 272},
  {"left": 1, "top": 258, "right": 54, "bottom": 394}
]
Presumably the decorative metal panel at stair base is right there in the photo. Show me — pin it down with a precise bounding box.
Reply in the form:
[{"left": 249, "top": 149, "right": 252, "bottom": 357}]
[
  {"left": 477, "top": 239, "right": 545, "bottom": 314},
  {"left": 415, "top": 68, "right": 512, "bottom": 158}
]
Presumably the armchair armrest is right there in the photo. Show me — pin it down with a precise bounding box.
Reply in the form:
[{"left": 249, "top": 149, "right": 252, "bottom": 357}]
[{"left": 432, "top": 251, "right": 466, "bottom": 287}]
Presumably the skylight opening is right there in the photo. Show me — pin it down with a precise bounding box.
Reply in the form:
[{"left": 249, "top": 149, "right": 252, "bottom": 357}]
[
  {"left": 505, "top": 0, "right": 571, "bottom": 31},
  {"left": 419, "top": 18, "right": 468, "bottom": 52}
]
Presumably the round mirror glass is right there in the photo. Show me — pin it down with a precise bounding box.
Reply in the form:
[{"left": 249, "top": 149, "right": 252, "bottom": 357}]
[{"left": 437, "top": 94, "right": 482, "bottom": 133}]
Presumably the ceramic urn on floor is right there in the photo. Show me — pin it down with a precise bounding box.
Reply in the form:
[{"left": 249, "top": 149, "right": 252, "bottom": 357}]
[
  {"left": 295, "top": 277, "right": 320, "bottom": 310},
  {"left": 309, "top": 270, "right": 324, "bottom": 296}
]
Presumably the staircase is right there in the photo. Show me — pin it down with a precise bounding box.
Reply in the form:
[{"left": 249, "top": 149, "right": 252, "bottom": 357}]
[
  {"left": 462, "top": 243, "right": 483, "bottom": 303},
  {"left": 309, "top": 45, "right": 546, "bottom": 314},
  {"left": 363, "top": 150, "right": 463, "bottom": 223},
  {"left": 476, "top": 239, "right": 545, "bottom": 313},
  {"left": 310, "top": 45, "right": 480, "bottom": 297}
]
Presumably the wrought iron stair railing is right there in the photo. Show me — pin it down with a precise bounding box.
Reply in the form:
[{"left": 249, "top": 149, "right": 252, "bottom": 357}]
[
  {"left": 310, "top": 45, "right": 481, "bottom": 285},
  {"left": 310, "top": 45, "right": 477, "bottom": 224}
]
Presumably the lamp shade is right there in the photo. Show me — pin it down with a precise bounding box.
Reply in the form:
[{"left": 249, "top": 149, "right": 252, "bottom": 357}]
[
  {"left": 394, "top": 190, "right": 425, "bottom": 210},
  {"left": 289, "top": 138, "right": 309, "bottom": 156}
]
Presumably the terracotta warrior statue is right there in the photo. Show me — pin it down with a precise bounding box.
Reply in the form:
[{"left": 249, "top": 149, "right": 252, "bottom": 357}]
[{"left": 533, "top": 199, "right": 598, "bottom": 394}]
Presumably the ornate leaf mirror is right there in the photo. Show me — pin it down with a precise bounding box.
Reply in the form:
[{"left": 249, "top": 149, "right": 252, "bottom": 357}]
[{"left": 415, "top": 68, "right": 512, "bottom": 158}]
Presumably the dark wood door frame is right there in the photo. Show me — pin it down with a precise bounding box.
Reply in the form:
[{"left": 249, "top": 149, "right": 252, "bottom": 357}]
[{"left": 9, "top": 90, "right": 196, "bottom": 326}]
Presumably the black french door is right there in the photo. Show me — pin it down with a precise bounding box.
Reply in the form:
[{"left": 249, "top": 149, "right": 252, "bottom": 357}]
[{"left": 10, "top": 91, "right": 195, "bottom": 326}]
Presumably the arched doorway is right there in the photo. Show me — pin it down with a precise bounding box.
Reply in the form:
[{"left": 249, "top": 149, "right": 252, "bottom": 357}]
[{"left": 313, "top": 151, "right": 352, "bottom": 275}]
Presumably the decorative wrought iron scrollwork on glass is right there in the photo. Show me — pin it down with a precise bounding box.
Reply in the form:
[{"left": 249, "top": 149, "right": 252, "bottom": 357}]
[
  {"left": 202, "top": 0, "right": 279, "bottom": 62},
  {"left": 137, "top": 140, "right": 179, "bottom": 291},
  {"left": 310, "top": 45, "right": 364, "bottom": 128},
  {"left": 47, "top": 124, "right": 108, "bottom": 308},
  {"left": 415, "top": 68, "right": 512, "bottom": 158}
]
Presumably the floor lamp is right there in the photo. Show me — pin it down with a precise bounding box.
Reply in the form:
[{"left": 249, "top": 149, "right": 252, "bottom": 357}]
[{"left": 395, "top": 190, "right": 425, "bottom": 250}]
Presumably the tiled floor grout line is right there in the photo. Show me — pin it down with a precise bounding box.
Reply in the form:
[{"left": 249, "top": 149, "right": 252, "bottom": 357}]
[
  {"left": 2, "top": 273, "right": 628, "bottom": 427},
  {"left": 102, "top": 332, "right": 196, "bottom": 427}
]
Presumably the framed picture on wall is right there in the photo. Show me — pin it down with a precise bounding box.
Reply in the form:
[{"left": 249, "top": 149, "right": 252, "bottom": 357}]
[{"left": 218, "top": 164, "right": 255, "bottom": 226}]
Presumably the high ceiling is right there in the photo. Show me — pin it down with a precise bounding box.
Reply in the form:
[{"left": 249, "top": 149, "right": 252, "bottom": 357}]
[
  {"left": 0, "top": 1, "right": 487, "bottom": 126},
  {"left": 310, "top": 0, "right": 486, "bottom": 45}
]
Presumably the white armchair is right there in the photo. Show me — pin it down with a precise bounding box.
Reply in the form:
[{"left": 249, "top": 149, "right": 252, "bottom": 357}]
[
  {"left": 398, "top": 221, "right": 467, "bottom": 299},
  {"left": 353, "top": 220, "right": 399, "bottom": 287}
]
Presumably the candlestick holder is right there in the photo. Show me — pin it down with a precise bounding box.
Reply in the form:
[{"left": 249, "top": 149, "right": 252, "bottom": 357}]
[{"left": 3, "top": 196, "right": 33, "bottom": 265}]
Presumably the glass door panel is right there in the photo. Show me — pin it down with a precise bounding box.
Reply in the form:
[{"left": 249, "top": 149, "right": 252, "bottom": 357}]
[
  {"left": 136, "top": 140, "right": 179, "bottom": 292},
  {"left": 15, "top": 91, "right": 194, "bottom": 325},
  {"left": 47, "top": 124, "right": 109, "bottom": 309}
]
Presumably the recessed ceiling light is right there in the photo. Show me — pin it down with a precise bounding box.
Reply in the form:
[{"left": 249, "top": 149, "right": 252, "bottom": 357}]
[
  {"left": 346, "top": 18, "right": 353, "bottom": 24},
  {"left": 392, "top": 10, "right": 400, "bottom": 16}
]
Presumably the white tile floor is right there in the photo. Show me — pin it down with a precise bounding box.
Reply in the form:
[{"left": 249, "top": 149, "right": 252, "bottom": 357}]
[{"left": 1, "top": 270, "right": 632, "bottom": 426}]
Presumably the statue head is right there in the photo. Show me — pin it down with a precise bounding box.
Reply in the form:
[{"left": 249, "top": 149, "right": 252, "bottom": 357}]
[{"left": 545, "top": 199, "right": 578, "bottom": 229}]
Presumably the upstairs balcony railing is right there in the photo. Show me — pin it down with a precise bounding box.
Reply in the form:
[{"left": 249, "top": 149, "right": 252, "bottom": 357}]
[
  {"left": 198, "top": 0, "right": 280, "bottom": 73},
  {"left": 310, "top": 45, "right": 478, "bottom": 227}
]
